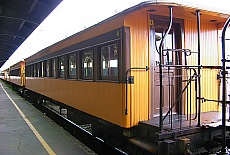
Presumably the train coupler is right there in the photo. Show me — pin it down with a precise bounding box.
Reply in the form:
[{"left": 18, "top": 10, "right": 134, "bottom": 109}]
[{"left": 179, "top": 138, "right": 192, "bottom": 155}]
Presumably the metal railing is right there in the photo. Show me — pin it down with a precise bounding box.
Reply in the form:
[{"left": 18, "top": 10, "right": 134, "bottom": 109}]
[{"left": 157, "top": 7, "right": 203, "bottom": 131}]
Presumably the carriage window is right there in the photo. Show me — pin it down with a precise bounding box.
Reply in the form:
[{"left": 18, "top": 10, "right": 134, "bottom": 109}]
[
  {"left": 68, "top": 53, "right": 76, "bottom": 79},
  {"left": 46, "top": 60, "right": 50, "bottom": 77},
  {"left": 58, "top": 56, "right": 65, "bottom": 78},
  {"left": 26, "top": 65, "right": 30, "bottom": 77},
  {"left": 51, "top": 58, "right": 56, "bottom": 78},
  {"left": 37, "top": 62, "right": 41, "bottom": 77},
  {"left": 100, "top": 43, "right": 118, "bottom": 78},
  {"left": 41, "top": 61, "right": 44, "bottom": 77},
  {"left": 31, "top": 65, "right": 34, "bottom": 77},
  {"left": 155, "top": 28, "right": 174, "bottom": 66},
  {"left": 28, "top": 65, "right": 31, "bottom": 77},
  {"left": 34, "top": 64, "right": 37, "bottom": 77},
  {"left": 82, "top": 49, "right": 93, "bottom": 79}
]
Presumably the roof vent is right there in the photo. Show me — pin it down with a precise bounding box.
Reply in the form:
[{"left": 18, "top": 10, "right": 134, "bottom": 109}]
[
  {"left": 210, "top": 19, "right": 217, "bottom": 22},
  {"left": 148, "top": 9, "right": 156, "bottom": 12}
]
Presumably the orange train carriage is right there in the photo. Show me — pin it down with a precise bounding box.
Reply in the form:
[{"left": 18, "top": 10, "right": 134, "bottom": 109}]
[{"left": 2, "top": 1, "right": 230, "bottom": 154}]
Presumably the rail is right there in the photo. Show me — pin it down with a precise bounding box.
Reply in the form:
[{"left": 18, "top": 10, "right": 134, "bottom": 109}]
[
  {"left": 220, "top": 16, "right": 230, "bottom": 154},
  {"left": 158, "top": 6, "right": 173, "bottom": 131},
  {"left": 156, "top": 7, "right": 203, "bottom": 131},
  {"left": 125, "top": 66, "right": 149, "bottom": 115},
  {"left": 162, "top": 68, "right": 198, "bottom": 129}
]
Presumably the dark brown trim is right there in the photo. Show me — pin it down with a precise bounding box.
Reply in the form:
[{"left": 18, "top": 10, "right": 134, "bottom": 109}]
[
  {"left": 122, "top": 27, "right": 131, "bottom": 83},
  {"left": 25, "top": 27, "right": 130, "bottom": 83},
  {"left": 149, "top": 24, "right": 155, "bottom": 119},
  {"left": 77, "top": 51, "right": 81, "bottom": 80},
  {"left": 64, "top": 54, "right": 68, "bottom": 79},
  {"left": 26, "top": 28, "right": 121, "bottom": 65}
]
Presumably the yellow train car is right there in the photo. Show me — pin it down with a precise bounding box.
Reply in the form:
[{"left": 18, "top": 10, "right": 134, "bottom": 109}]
[
  {"left": 7, "top": 61, "right": 25, "bottom": 87},
  {"left": 24, "top": 1, "right": 228, "bottom": 127},
  {"left": 3, "top": 1, "right": 230, "bottom": 154},
  {"left": 0, "top": 69, "right": 8, "bottom": 80}
]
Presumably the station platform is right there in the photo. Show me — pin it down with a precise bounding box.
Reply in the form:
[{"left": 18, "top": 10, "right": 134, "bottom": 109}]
[{"left": 0, "top": 80, "right": 96, "bottom": 155}]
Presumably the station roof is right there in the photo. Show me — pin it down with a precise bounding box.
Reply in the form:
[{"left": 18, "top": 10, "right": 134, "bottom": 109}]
[{"left": 0, "top": 0, "right": 62, "bottom": 68}]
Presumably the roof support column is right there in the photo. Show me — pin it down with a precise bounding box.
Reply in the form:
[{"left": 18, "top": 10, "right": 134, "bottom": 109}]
[
  {"left": 218, "top": 17, "right": 230, "bottom": 155},
  {"left": 159, "top": 6, "right": 173, "bottom": 132},
  {"left": 196, "top": 10, "right": 201, "bottom": 127}
]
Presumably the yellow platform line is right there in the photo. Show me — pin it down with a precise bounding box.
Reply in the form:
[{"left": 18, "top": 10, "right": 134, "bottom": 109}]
[{"left": 0, "top": 83, "right": 56, "bottom": 155}]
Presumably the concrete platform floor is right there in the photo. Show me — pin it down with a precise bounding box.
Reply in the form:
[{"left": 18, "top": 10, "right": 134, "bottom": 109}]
[{"left": 0, "top": 81, "right": 96, "bottom": 155}]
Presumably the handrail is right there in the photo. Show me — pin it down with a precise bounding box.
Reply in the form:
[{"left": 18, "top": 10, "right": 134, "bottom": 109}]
[
  {"left": 162, "top": 49, "right": 198, "bottom": 56},
  {"left": 220, "top": 16, "right": 230, "bottom": 154},
  {"left": 196, "top": 10, "right": 202, "bottom": 127},
  {"left": 125, "top": 66, "right": 149, "bottom": 115},
  {"left": 162, "top": 68, "right": 198, "bottom": 121},
  {"left": 159, "top": 6, "right": 173, "bottom": 132}
]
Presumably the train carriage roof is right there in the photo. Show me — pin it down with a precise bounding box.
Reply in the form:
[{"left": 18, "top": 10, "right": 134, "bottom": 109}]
[
  {"left": 63, "top": 1, "right": 230, "bottom": 41},
  {"left": 25, "top": 1, "right": 230, "bottom": 64},
  {"left": 123, "top": 0, "right": 230, "bottom": 24},
  {"left": 9, "top": 61, "right": 23, "bottom": 70},
  {"left": 0, "top": 0, "right": 62, "bottom": 68}
]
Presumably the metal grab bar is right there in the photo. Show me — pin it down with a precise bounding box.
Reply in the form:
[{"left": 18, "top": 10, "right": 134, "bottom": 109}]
[
  {"left": 220, "top": 16, "right": 230, "bottom": 154},
  {"left": 162, "top": 68, "right": 198, "bottom": 121},
  {"left": 196, "top": 10, "right": 202, "bottom": 127},
  {"left": 159, "top": 6, "right": 173, "bottom": 132},
  {"left": 125, "top": 66, "right": 149, "bottom": 115}
]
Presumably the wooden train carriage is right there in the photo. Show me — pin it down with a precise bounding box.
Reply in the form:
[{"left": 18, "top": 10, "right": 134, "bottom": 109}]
[
  {"left": 0, "top": 69, "right": 8, "bottom": 80},
  {"left": 23, "top": 1, "right": 229, "bottom": 129},
  {"left": 7, "top": 61, "right": 25, "bottom": 86}
]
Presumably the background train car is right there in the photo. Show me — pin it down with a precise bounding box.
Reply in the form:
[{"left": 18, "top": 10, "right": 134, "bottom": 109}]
[
  {"left": 3, "top": 61, "right": 26, "bottom": 90},
  {"left": 0, "top": 69, "right": 8, "bottom": 80},
  {"left": 2, "top": 1, "right": 230, "bottom": 154}
]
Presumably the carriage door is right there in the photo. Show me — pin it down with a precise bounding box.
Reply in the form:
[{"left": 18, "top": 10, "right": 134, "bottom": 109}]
[{"left": 150, "top": 20, "right": 182, "bottom": 118}]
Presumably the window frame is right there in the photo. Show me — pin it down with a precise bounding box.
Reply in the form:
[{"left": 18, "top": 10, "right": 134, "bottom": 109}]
[
  {"left": 51, "top": 58, "right": 57, "bottom": 78},
  {"left": 25, "top": 65, "right": 30, "bottom": 77},
  {"left": 68, "top": 53, "right": 77, "bottom": 79},
  {"left": 37, "top": 62, "right": 42, "bottom": 77},
  {"left": 58, "top": 55, "right": 65, "bottom": 78},
  {"left": 41, "top": 61, "right": 45, "bottom": 77},
  {"left": 99, "top": 42, "right": 119, "bottom": 81},
  {"left": 34, "top": 63, "right": 37, "bottom": 77},
  {"left": 31, "top": 64, "right": 34, "bottom": 77},
  {"left": 80, "top": 48, "right": 94, "bottom": 80},
  {"left": 46, "top": 59, "right": 50, "bottom": 78}
]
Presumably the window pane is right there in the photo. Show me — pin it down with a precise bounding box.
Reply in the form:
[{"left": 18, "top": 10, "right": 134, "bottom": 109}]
[
  {"left": 52, "top": 59, "right": 56, "bottom": 78},
  {"left": 34, "top": 64, "right": 37, "bottom": 77},
  {"left": 37, "top": 63, "right": 40, "bottom": 77},
  {"left": 31, "top": 65, "right": 34, "bottom": 77},
  {"left": 68, "top": 53, "right": 76, "bottom": 78},
  {"left": 101, "top": 46, "right": 109, "bottom": 76},
  {"left": 100, "top": 43, "right": 118, "bottom": 77},
  {"left": 59, "top": 56, "right": 65, "bottom": 78},
  {"left": 41, "top": 62, "right": 44, "bottom": 77},
  {"left": 46, "top": 60, "right": 50, "bottom": 77},
  {"left": 25, "top": 66, "right": 29, "bottom": 77},
  {"left": 82, "top": 50, "right": 93, "bottom": 77}
]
